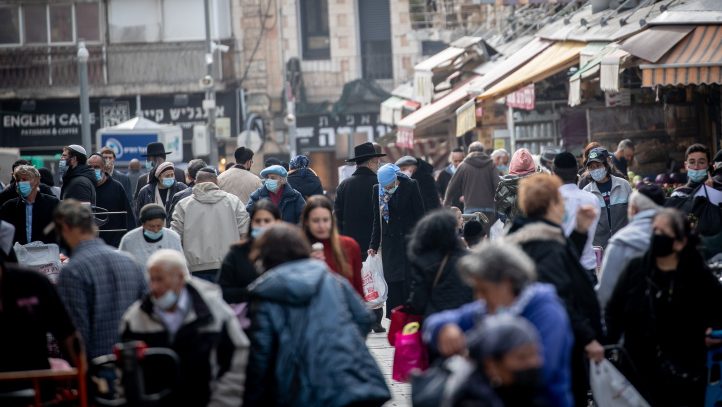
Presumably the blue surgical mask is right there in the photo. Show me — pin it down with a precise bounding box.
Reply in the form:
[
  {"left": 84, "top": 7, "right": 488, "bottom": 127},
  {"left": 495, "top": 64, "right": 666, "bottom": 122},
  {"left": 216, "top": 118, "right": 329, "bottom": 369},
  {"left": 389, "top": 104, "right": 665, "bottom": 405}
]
[
  {"left": 17, "top": 181, "right": 32, "bottom": 198},
  {"left": 152, "top": 290, "right": 178, "bottom": 311},
  {"left": 143, "top": 228, "right": 163, "bottom": 240},
  {"left": 251, "top": 227, "right": 265, "bottom": 239},
  {"left": 687, "top": 168, "right": 708, "bottom": 183},
  {"left": 58, "top": 159, "right": 67, "bottom": 176},
  {"left": 161, "top": 178, "right": 175, "bottom": 188},
  {"left": 449, "top": 164, "right": 457, "bottom": 175},
  {"left": 386, "top": 184, "right": 398, "bottom": 195},
  {"left": 590, "top": 168, "right": 608, "bottom": 183},
  {"left": 146, "top": 160, "right": 155, "bottom": 169},
  {"left": 265, "top": 179, "right": 280, "bottom": 193},
  {"left": 496, "top": 165, "right": 509, "bottom": 174},
  {"left": 94, "top": 169, "right": 102, "bottom": 182}
]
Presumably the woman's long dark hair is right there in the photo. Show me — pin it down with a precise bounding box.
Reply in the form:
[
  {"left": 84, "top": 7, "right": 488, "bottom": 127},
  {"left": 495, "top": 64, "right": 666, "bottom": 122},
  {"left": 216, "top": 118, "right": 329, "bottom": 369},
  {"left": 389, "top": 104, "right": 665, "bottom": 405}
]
[
  {"left": 300, "top": 195, "right": 351, "bottom": 278},
  {"left": 250, "top": 199, "right": 281, "bottom": 222},
  {"left": 251, "top": 223, "right": 311, "bottom": 271},
  {"left": 408, "top": 209, "right": 461, "bottom": 259}
]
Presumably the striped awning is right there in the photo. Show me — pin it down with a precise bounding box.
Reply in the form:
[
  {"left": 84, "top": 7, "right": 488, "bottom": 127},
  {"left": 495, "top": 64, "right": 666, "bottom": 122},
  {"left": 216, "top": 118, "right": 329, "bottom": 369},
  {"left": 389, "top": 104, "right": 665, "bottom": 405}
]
[
  {"left": 455, "top": 99, "right": 476, "bottom": 137},
  {"left": 640, "top": 25, "right": 722, "bottom": 87}
]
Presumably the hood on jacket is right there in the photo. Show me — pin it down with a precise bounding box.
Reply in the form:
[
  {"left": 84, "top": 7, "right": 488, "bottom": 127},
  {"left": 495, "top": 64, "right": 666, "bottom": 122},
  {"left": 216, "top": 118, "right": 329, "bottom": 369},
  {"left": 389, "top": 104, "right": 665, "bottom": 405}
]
[
  {"left": 463, "top": 152, "right": 493, "bottom": 169},
  {"left": 508, "top": 282, "right": 559, "bottom": 315},
  {"left": 607, "top": 209, "right": 656, "bottom": 251},
  {"left": 505, "top": 218, "right": 566, "bottom": 246},
  {"left": 64, "top": 164, "right": 97, "bottom": 186},
  {"left": 414, "top": 158, "right": 434, "bottom": 176},
  {"left": 192, "top": 182, "right": 227, "bottom": 204},
  {"left": 248, "top": 259, "right": 327, "bottom": 305}
]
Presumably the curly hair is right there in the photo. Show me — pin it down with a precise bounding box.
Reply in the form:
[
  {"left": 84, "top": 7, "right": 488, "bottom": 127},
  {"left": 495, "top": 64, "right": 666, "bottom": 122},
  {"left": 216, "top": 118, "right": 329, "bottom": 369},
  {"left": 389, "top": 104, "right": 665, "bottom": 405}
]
[{"left": 408, "top": 209, "right": 461, "bottom": 258}]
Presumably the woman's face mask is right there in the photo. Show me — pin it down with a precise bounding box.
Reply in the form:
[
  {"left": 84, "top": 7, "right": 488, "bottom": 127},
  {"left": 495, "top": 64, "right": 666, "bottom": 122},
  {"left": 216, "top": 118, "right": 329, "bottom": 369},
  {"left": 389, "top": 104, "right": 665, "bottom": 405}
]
[
  {"left": 589, "top": 167, "right": 608, "bottom": 183},
  {"left": 161, "top": 177, "right": 175, "bottom": 188}
]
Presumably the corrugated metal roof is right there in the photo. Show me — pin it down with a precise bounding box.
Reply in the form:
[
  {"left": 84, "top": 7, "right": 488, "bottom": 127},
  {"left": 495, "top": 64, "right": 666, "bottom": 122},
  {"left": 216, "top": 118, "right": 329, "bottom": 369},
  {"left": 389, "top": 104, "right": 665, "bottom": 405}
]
[
  {"left": 621, "top": 25, "right": 695, "bottom": 63},
  {"left": 651, "top": 0, "right": 722, "bottom": 25},
  {"left": 414, "top": 47, "right": 467, "bottom": 72}
]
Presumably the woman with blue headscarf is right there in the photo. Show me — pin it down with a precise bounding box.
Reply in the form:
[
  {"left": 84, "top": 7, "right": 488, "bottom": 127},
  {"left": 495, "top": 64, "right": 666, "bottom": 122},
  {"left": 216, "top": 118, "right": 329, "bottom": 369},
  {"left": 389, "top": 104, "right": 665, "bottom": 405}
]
[
  {"left": 287, "top": 155, "right": 324, "bottom": 199},
  {"left": 369, "top": 163, "right": 425, "bottom": 318}
]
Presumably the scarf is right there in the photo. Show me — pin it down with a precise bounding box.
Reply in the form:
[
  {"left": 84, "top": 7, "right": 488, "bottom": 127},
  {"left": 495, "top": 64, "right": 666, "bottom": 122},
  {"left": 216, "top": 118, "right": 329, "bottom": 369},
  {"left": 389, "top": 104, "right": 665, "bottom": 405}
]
[
  {"left": 154, "top": 185, "right": 165, "bottom": 207},
  {"left": 378, "top": 172, "right": 409, "bottom": 223}
]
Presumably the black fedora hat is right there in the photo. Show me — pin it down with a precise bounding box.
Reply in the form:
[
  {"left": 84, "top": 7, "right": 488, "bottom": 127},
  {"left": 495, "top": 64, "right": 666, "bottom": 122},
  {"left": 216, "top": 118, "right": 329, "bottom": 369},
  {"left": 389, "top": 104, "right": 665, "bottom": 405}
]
[
  {"left": 346, "top": 142, "right": 386, "bottom": 163},
  {"left": 142, "top": 142, "right": 171, "bottom": 157}
]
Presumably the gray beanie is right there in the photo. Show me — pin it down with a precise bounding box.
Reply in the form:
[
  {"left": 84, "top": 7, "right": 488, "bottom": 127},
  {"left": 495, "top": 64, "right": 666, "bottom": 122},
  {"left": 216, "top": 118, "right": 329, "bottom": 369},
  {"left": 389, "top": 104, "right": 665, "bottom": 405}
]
[
  {"left": 139, "top": 203, "right": 167, "bottom": 223},
  {"left": 467, "top": 314, "right": 540, "bottom": 362}
]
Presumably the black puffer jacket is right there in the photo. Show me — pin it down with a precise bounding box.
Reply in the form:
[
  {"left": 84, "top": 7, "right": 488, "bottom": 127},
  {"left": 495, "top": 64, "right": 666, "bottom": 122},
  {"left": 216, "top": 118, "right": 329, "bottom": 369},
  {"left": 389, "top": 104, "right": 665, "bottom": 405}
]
[
  {"left": 412, "top": 158, "right": 441, "bottom": 212},
  {"left": 287, "top": 169, "right": 324, "bottom": 199},
  {"left": 217, "top": 240, "right": 258, "bottom": 304},
  {"left": 407, "top": 245, "right": 472, "bottom": 318},
  {"left": 60, "top": 164, "right": 97, "bottom": 205}
]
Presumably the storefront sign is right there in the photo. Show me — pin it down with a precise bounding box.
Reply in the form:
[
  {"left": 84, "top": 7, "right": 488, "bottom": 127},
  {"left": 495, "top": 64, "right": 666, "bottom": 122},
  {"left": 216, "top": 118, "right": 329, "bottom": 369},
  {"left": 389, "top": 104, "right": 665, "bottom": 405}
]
[
  {"left": 506, "top": 84, "right": 535, "bottom": 110},
  {"left": 295, "top": 113, "right": 390, "bottom": 152},
  {"left": 100, "top": 134, "right": 158, "bottom": 162}
]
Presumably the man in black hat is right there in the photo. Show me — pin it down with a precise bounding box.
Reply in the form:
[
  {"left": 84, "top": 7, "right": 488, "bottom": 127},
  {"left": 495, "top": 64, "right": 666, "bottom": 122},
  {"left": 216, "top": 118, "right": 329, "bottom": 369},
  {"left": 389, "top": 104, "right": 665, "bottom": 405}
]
[
  {"left": 334, "top": 142, "right": 386, "bottom": 333},
  {"left": 133, "top": 142, "right": 185, "bottom": 199}
]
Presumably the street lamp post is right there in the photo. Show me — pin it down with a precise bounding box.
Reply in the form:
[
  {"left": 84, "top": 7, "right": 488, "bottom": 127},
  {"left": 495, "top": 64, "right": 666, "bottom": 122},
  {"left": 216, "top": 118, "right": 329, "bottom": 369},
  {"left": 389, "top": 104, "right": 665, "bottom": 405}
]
[
  {"left": 204, "top": 0, "right": 219, "bottom": 166},
  {"left": 77, "top": 42, "right": 91, "bottom": 153}
]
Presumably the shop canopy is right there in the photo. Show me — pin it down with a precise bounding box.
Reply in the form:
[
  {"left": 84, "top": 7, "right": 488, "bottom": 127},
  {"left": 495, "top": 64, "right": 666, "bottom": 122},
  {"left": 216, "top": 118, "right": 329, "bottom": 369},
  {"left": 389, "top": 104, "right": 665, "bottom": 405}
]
[
  {"left": 478, "top": 41, "right": 586, "bottom": 101},
  {"left": 397, "top": 77, "right": 482, "bottom": 131},
  {"left": 568, "top": 43, "right": 631, "bottom": 106},
  {"left": 638, "top": 25, "right": 722, "bottom": 87}
]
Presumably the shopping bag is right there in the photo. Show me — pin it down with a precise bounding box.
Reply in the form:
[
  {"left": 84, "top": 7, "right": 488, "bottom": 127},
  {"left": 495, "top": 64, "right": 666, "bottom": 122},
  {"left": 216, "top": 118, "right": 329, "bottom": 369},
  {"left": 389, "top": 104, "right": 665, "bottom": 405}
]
[
  {"left": 590, "top": 359, "right": 650, "bottom": 407},
  {"left": 392, "top": 322, "right": 429, "bottom": 382},
  {"left": 13, "top": 241, "right": 62, "bottom": 284},
  {"left": 388, "top": 305, "right": 422, "bottom": 346},
  {"left": 361, "top": 254, "right": 388, "bottom": 309},
  {"left": 489, "top": 219, "right": 504, "bottom": 240},
  {"left": 411, "top": 355, "right": 475, "bottom": 407}
]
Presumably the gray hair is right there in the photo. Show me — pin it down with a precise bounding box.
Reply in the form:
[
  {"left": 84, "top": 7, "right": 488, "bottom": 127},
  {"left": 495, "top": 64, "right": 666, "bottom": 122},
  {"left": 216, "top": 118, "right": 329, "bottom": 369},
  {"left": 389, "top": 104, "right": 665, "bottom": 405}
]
[
  {"left": 629, "top": 191, "right": 659, "bottom": 213},
  {"left": 13, "top": 165, "right": 40, "bottom": 181},
  {"left": 617, "top": 139, "right": 634, "bottom": 152},
  {"left": 146, "top": 249, "right": 190, "bottom": 280},
  {"left": 469, "top": 141, "right": 485, "bottom": 153},
  {"left": 490, "top": 149, "right": 509, "bottom": 159},
  {"left": 458, "top": 240, "right": 536, "bottom": 295},
  {"left": 53, "top": 199, "right": 97, "bottom": 233}
]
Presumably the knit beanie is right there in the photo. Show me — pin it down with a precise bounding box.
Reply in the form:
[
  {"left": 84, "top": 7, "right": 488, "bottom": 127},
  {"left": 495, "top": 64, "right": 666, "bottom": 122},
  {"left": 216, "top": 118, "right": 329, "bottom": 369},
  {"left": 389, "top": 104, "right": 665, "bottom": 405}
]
[
  {"left": 139, "top": 203, "right": 167, "bottom": 223},
  {"left": 154, "top": 161, "right": 174, "bottom": 179}
]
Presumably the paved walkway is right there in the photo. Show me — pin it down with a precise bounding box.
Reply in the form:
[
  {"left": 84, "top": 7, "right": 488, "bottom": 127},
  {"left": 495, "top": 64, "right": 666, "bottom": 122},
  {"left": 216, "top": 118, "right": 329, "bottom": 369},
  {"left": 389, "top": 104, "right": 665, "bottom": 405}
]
[{"left": 366, "top": 319, "right": 411, "bottom": 406}]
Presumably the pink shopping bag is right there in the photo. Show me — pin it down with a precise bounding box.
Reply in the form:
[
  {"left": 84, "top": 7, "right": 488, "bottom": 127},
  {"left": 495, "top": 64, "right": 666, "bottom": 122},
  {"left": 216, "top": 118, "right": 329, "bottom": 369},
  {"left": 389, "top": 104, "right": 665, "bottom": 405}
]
[{"left": 392, "top": 322, "right": 429, "bottom": 382}]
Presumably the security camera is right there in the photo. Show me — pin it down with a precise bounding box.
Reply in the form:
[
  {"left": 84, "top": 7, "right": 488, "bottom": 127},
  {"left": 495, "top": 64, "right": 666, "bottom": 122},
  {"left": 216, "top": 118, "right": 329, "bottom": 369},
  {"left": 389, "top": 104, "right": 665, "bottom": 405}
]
[{"left": 284, "top": 113, "right": 296, "bottom": 126}]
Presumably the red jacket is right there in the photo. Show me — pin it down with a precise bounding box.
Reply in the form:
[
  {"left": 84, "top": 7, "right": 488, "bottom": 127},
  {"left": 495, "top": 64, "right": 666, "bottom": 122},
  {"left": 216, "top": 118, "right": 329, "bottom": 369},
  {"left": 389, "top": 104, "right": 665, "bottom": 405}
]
[{"left": 321, "top": 235, "right": 363, "bottom": 297}]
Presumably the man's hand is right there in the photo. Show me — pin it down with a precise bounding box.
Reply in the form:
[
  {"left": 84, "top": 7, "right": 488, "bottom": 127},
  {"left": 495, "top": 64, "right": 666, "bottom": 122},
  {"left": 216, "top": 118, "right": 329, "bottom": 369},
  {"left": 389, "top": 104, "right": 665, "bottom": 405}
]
[
  {"left": 437, "top": 324, "right": 466, "bottom": 357},
  {"left": 585, "top": 340, "right": 605, "bottom": 363},
  {"left": 576, "top": 204, "right": 598, "bottom": 234},
  {"left": 367, "top": 249, "right": 377, "bottom": 257}
]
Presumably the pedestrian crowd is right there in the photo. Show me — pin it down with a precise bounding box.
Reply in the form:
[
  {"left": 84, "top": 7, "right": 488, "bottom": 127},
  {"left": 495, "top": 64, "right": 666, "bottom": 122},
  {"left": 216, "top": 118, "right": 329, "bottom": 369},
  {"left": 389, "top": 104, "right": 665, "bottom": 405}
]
[{"left": 0, "top": 137, "right": 721, "bottom": 407}]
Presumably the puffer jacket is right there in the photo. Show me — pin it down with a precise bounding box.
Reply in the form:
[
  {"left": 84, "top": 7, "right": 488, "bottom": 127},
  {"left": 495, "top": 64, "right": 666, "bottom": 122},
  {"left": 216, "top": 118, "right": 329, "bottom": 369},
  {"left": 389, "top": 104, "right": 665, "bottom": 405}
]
[
  {"left": 120, "top": 278, "right": 249, "bottom": 407},
  {"left": 171, "top": 182, "right": 249, "bottom": 272},
  {"left": 135, "top": 181, "right": 188, "bottom": 226},
  {"left": 597, "top": 208, "right": 657, "bottom": 310},
  {"left": 60, "top": 164, "right": 97, "bottom": 205},
  {"left": 494, "top": 172, "right": 536, "bottom": 224},
  {"left": 583, "top": 175, "right": 631, "bottom": 248},
  {"left": 287, "top": 168, "right": 324, "bottom": 199},
  {"left": 245, "top": 259, "right": 391, "bottom": 407},
  {"left": 246, "top": 184, "right": 305, "bottom": 224}
]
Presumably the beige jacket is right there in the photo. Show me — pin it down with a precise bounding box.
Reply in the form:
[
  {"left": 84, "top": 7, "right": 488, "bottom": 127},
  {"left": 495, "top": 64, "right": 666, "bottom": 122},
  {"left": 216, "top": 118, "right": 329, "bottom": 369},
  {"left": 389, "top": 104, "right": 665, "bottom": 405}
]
[
  {"left": 217, "top": 167, "right": 262, "bottom": 205},
  {"left": 171, "top": 182, "right": 249, "bottom": 272}
]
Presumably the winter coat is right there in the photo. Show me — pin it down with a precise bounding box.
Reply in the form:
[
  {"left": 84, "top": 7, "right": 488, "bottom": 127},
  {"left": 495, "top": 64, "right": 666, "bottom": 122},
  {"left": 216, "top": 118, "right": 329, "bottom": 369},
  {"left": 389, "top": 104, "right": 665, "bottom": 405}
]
[
  {"left": 217, "top": 166, "right": 263, "bottom": 205},
  {"left": 407, "top": 245, "right": 473, "bottom": 318},
  {"left": 217, "top": 240, "right": 258, "bottom": 304},
  {"left": 370, "top": 177, "right": 425, "bottom": 282},
  {"left": 334, "top": 166, "right": 377, "bottom": 255},
  {"left": 246, "top": 184, "right": 305, "bottom": 225},
  {"left": 95, "top": 175, "right": 135, "bottom": 247},
  {"left": 424, "top": 283, "right": 574, "bottom": 407},
  {"left": 112, "top": 169, "right": 133, "bottom": 204},
  {"left": 120, "top": 279, "right": 249, "bottom": 407},
  {"left": 597, "top": 208, "right": 657, "bottom": 310},
  {"left": 168, "top": 184, "right": 193, "bottom": 219},
  {"left": 582, "top": 175, "right": 631, "bottom": 248},
  {"left": 412, "top": 158, "right": 441, "bottom": 212},
  {"left": 0, "top": 192, "right": 58, "bottom": 245},
  {"left": 245, "top": 259, "right": 391, "bottom": 407},
  {"left": 494, "top": 173, "right": 535, "bottom": 224},
  {"left": 287, "top": 168, "right": 324, "bottom": 199},
  {"left": 0, "top": 182, "right": 54, "bottom": 207},
  {"left": 60, "top": 164, "right": 97, "bottom": 205},
  {"left": 172, "top": 182, "right": 250, "bottom": 273},
  {"left": 606, "top": 250, "right": 722, "bottom": 406},
  {"left": 135, "top": 181, "right": 188, "bottom": 226},
  {"left": 134, "top": 167, "right": 185, "bottom": 199},
  {"left": 506, "top": 218, "right": 603, "bottom": 348},
  {"left": 443, "top": 152, "right": 499, "bottom": 211},
  {"left": 316, "top": 235, "right": 364, "bottom": 297}
]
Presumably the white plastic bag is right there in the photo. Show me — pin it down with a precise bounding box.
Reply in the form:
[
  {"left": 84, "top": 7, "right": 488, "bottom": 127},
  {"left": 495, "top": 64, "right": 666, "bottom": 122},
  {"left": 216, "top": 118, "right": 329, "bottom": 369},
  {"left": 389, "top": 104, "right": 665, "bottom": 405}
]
[
  {"left": 590, "top": 359, "right": 650, "bottom": 407},
  {"left": 489, "top": 219, "right": 505, "bottom": 240},
  {"left": 13, "top": 241, "right": 62, "bottom": 284},
  {"left": 361, "top": 254, "right": 387, "bottom": 309}
]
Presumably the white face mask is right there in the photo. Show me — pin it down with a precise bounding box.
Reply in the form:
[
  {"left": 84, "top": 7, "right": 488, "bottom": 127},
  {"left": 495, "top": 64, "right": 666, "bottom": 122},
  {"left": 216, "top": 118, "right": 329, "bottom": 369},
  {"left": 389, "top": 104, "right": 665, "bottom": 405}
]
[
  {"left": 152, "top": 290, "right": 178, "bottom": 311},
  {"left": 401, "top": 170, "right": 413, "bottom": 178},
  {"left": 590, "top": 168, "right": 608, "bottom": 183}
]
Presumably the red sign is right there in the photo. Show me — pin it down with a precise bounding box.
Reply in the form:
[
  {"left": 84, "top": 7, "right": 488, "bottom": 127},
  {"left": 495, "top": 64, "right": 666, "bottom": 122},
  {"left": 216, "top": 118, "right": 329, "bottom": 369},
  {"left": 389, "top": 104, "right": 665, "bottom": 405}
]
[
  {"left": 506, "top": 84, "right": 535, "bottom": 110},
  {"left": 396, "top": 128, "right": 414, "bottom": 149}
]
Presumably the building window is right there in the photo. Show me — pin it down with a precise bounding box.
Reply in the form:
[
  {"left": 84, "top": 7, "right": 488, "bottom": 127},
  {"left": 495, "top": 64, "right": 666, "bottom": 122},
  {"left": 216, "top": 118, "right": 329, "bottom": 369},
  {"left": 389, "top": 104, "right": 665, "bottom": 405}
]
[
  {"left": 0, "top": 6, "right": 20, "bottom": 44},
  {"left": 300, "top": 0, "right": 330, "bottom": 60},
  {"left": 23, "top": 5, "right": 48, "bottom": 44},
  {"left": 50, "top": 4, "right": 73, "bottom": 43},
  {"left": 76, "top": 2, "right": 100, "bottom": 42}
]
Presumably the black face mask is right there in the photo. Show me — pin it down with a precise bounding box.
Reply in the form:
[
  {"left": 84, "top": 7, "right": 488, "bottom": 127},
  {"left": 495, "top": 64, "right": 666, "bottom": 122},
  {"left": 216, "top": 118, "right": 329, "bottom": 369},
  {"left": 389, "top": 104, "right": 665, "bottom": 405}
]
[
  {"left": 495, "top": 367, "right": 543, "bottom": 405},
  {"left": 651, "top": 233, "right": 675, "bottom": 257}
]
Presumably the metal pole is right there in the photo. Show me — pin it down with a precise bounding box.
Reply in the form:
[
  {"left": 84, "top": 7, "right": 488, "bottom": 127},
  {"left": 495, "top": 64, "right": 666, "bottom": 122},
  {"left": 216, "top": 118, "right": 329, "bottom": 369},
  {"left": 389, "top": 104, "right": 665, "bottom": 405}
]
[
  {"left": 507, "top": 105, "right": 516, "bottom": 154},
  {"left": 204, "top": 0, "right": 219, "bottom": 166},
  {"left": 288, "top": 99, "right": 297, "bottom": 158},
  {"left": 78, "top": 42, "right": 91, "bottom": 153}
]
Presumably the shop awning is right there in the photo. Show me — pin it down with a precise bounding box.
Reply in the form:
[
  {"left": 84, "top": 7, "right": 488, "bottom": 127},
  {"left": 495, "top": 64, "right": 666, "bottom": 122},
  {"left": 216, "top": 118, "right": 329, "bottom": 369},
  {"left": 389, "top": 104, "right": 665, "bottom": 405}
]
[
  {"left": 621, "top": 25, "right": 695, "bottom": 63},
  {"left": 380, "top": 97, "right": 406, "bottom": 125},
  {"left": 398, "top": 77, "right": 480, "bottom": 131},
  {"left": 568, "top": 44, "right": 631, "bottom": 106},
  {"left": 455, "top": 99, "right": 476, "bottom": 137},
  {"left": 479, "top": 41, "right": 586, "bottom": 101},
  {"left": 639, "top": 25, "right": 722, "bottom": 87}
]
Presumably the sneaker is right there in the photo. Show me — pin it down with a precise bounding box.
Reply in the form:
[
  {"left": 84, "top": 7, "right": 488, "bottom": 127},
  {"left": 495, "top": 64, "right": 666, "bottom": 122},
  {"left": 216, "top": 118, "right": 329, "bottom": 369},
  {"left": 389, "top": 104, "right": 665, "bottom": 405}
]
[{"left": 371, "top": 323, "right": 386, "bottom": 333}]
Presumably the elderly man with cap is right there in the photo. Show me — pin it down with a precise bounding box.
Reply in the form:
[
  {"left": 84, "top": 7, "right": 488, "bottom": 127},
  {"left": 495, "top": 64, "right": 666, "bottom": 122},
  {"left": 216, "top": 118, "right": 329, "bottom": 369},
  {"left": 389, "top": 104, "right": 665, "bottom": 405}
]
[
  {"left": 397, "top": 155, "right": 440, "bottom": 212},
  {"left": 287, "top": 155, "right": 324, "bottom": 199},
  {"left": 120, "top": 203, "right": 183, "bottom": 267},
  {"left": 490, "top": 148, "right": 510, "bottom": 175},
  {"left": 88, "top": 153, "right": 135, "bottom": 247},
  {"left": 120, "top": 249, "right": 249, "bottom": 407},
  {"left": 369, "top": 163, "right": 425, "bottom": 318},
  {"left": 246, "top": 165, "right": 305, "bottom": 224},
  {"left": 172, "top": 167, "right": 249, "bottom": 282},
  {"left": 59, "top": 144, "right": 97, "bottom": 205},
  {"left": 218, "top": 146, "right": 262, "bottom": 204},
  {"left": 0, "top": 165, "right": 59, "bottom": 245},
  {"left": 135, "top": 161, "right": 187, "bottom": 226},
  {"left": 582, "top": 147, "right": 631, "bottom": 248},
  {"left": 134, "top": 142, "right": 185, "bottom": 199}
]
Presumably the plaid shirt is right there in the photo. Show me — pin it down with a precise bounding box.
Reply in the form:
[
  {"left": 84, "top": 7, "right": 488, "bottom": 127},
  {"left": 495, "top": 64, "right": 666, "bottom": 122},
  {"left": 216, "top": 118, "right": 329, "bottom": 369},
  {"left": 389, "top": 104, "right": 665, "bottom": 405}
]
[{"left": 57, "top": 238, "right": 147, "bottom": 359}]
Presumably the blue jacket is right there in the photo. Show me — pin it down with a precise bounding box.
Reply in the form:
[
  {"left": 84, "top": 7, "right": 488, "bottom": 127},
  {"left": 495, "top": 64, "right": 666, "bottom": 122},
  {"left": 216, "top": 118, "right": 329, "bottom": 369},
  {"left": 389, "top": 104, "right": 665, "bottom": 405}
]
[
  {"left": 423, "top": 283, "right": 574, "bottom": 407},
  {"left": 245, "top": 259, "right": 391, "bottom": 406},
  {"left": 246, "top": 184, "right": 306, "bottom": 224}
]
